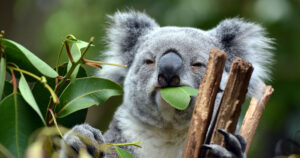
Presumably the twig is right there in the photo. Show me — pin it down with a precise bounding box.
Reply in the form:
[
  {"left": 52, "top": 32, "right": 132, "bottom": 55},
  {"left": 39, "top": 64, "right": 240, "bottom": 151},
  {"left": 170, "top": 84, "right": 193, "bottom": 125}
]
[
  {"left": 64, "top": 41, "right": 74, "bottom": 63},
  {"left": 48, "top": 108, "right": 63, "bottom": 138},
  {"left": 0, "top": 143, "right": 14, "bottom": 158},
  {"left": 45, "top": 36, "right": 94, "bottom": 125},
  {"left": 208, "top": 57, "right": 253, "bottom": 153},
  {"left": 182, "top": 49, "right": 226, "bottom": 158},
  {"left": 240, "top": 85, "right": 274, "bottom": 153}
]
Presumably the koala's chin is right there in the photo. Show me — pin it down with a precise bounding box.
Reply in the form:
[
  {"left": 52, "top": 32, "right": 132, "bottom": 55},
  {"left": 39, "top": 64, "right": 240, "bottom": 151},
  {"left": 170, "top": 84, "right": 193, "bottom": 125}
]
[
  {"left": 151, "top": 88, "right": 194, "bottom": 130},
  {"left": 154, "top": 90, "right": 176, "bottom": 122}
]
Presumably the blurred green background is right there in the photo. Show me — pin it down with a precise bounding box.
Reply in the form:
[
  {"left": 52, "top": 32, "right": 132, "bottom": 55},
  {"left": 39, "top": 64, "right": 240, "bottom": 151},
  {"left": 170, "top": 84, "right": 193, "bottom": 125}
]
[{"left": 1, "top": 0, "right": 300, "bottom": 157}]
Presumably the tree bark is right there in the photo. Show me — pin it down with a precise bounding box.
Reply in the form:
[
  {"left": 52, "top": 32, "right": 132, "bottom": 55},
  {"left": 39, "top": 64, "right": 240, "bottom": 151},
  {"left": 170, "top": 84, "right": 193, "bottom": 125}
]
[
  {"left": 182, "top": 49, "right": 226, "bottom": 158},
  {"left": 208, "top": 57, "right": 253, "bottom": 151},
  {"left": 240, "top": 85, "right": 274, "bottom": 153}
]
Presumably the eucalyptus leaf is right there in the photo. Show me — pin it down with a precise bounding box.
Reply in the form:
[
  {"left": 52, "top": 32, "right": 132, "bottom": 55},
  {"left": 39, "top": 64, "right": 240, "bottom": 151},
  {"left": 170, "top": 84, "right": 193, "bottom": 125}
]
[
  {"left": 19, "top": 74, "right": 46, "bottom": 125},
  {"left": 65, "top": 38, "right": 94, "bottom": 48},
  {"left": 66, "top": 38, "right": 90, "bottom": 81},
  {"left": 0, "top": 56, "right": 6, "bottom": 99},
  {"left": 1, "top": 81, "right": 13, "bottom": 100},
  {"left": 160, "top": 86, "right": 198, "bottom": 110},
  {"left": 56, "top": 77, "right": 123, "bottom": 118},
  {"left": 0, "top": 93, "right": 43, "bottom": 158},
  {"left": 32, "top": 64, "right": 88, "bottom": 127},
  {"left": 57, "top": 109, "right": 87, "bottom": 128},
  {"left": 115, "top": 147, "right": 135, "bottom": 158},
  {"left": 179, "top": 86, "right": 198, "bottom": 96},
  {"left": 0, "top": 39, "right": 58, "bottom": 78}
]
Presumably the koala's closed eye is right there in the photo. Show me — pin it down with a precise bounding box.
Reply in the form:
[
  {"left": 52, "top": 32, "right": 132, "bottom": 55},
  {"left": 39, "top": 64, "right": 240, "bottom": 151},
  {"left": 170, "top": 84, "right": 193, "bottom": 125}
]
[
  {"left": 144, "top": 59, "right": 155, "bottom": 65},
  {"left": 191, "top": 62, "right": 205, "bottom": 68}
]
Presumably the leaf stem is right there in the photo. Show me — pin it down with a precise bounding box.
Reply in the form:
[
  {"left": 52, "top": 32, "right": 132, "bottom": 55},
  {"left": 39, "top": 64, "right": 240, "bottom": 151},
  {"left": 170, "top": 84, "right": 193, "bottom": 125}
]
[
  {"left": 0, "top": 143, "right": 14, "bottom": 158},
  {"left": 82, "top": 58, "right": 127, "bottom": 67},
  {"left": 106, "top": 141, "right": 142, "bottom": 148},
  {"left": 54, "top": 36, "right": 95, "bottom": 92},
  {"left": 81, "top": 37, "right": 94, "bottom": 58},
  {"left": 44, "top": 84, "right": 60, "bottom": 104},
  {"left": 8, "top": 65, "right": 41, "bottom": 81},
  {"left": 9, "top": 69, "right": 17, "bottom": 93},
  {"left": 64, "top": 41, "right": 74, "bottom": 63},
  {"left": 46, "top": 36, "right": 94, "bottom": 125},
  {"left": 48, "top": 108, "right": 63, "bottom": 138},
  {"left": 9, "top": 67, "right": 21, "bottom": 157},
  {"left": 7, "top": 65, "right": 59, "bottom": 104},
  {"left": 55, "top": 42, "right": 65, "bottom": 73},
  {"left": 0, "top": 30, "right": 6, "bottom": 57}
]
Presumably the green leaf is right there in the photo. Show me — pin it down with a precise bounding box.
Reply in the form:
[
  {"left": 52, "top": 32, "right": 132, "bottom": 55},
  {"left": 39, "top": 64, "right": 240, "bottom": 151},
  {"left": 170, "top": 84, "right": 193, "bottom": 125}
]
[
  {"left": 115, "top": 147, "right": 135, "bottom": 158},
  {"left": 65, "top": 38, "right": 93, "bottom": 49},
  {"left": 1, "top": 81, "right": 13, "bottom": 100},
  {"left": 57, "top": 109, "right": 88, "bottom": 128},
  {"left": 0, "top": 93, "right": 43, "bottom": 158},
  {"left": 32, "top": 63, "right": 88, "bottom": 116},
  {"left": 19, "top": 74, "right": 46, "bottom": 125},
  {"left": 1, "top": 39, "right": 58, "bottom": 78},
  {"left": 0, "top": 56, "right": 6, "bottom": 99},
  {"left": 56, "top": 77, "right": 123, "bottom": 118},
  {"left": 32, "top": 64, "right": 88, "bottom": 127},
  {"left": 179, "top": 86, "right": 198, "bottom": 96},
  {"left": 66, "top": 38, "right": 90, "bottom": 81},
  {"left": 67, "top": 63, "right": 80, "bottom": 82},
  {"left": 32, "top": 81, "right": 88, "bottom": 128},
  {"left": 160, "top": 86, "right": 198, "bottom": 110}
]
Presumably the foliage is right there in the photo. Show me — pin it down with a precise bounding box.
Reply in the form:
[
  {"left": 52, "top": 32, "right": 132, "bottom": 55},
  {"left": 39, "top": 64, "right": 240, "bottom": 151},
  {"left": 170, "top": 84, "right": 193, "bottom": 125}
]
[
  {"left": 0, "top": 32, "right": 135, "bottom": 158},
  {"left": 161, "top": 86, "right": 198, "bottom": 110},
  {"left": 2, "top": 0, "right": 300, "bottom": 156}
]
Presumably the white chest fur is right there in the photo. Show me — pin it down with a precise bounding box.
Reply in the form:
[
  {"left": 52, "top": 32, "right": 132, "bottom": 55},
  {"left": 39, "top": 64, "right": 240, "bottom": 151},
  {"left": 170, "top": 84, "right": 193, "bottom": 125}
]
[{"left": 119, "top": 115, "right": 188, "bottom": 158}]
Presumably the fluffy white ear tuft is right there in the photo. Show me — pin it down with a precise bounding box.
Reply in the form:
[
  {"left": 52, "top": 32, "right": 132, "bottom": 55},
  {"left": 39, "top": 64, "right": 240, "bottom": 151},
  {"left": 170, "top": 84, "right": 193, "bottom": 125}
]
[
  {"left": 210, "top": 18, "right": 274, "bottom": 99},
  {"left": 97, "top": 11, "right": 159, "bottom": 84}
]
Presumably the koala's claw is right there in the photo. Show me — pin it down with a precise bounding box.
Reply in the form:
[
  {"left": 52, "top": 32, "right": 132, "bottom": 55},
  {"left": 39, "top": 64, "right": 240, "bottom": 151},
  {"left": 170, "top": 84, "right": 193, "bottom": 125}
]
[
  {"left": 60, "top": 124, "right": 105, "bottom": 158},
  {"left": 202, "top": 129, "right": 246, "bottom": 158}
]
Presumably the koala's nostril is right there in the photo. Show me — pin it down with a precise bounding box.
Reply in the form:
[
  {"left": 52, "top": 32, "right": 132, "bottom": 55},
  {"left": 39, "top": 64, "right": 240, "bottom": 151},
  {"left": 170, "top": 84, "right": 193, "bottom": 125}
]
[
  {"left": 170, "top": 76, "right": 180, "bottom": 86},
  {"left": 158, "top": 74, "right": 167, "bottom": 87},
  {"left": 158, "top": 75, "right": 180, "bottom": 87}
]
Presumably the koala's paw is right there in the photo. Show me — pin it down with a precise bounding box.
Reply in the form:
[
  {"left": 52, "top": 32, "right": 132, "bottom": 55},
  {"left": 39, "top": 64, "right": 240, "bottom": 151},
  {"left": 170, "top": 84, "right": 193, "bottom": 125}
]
[
  {"left": 202, "top": 129, "right": 247, "bottom": 158},
  {"left": 60, "top": 124, "right": 105, "bottom": 158}
]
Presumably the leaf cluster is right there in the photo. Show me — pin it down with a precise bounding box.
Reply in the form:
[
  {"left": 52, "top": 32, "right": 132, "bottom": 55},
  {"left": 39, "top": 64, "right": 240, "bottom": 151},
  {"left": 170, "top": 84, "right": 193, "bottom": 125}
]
[
  {"left": 0, "top": 31, "right": 198, "bottom": 158},
  {"left": 0, "top": 32, "right": 131, "bottom": 157}
]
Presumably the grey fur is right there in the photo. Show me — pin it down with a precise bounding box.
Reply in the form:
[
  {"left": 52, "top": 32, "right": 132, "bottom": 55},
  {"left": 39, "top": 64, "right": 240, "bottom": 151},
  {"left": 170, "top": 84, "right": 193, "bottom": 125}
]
[{"left": 62, "top": 11, "right": 274, "bottom": 158}]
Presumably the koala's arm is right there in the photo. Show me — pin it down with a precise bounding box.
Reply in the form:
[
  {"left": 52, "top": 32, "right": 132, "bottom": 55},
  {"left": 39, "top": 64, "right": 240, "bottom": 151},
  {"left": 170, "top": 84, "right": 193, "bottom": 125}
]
[
  {"left": 60, "top": 119, "right": 137, "bottom": 158},
  {"left": 202, "top": 129, "right": 247, "bottom": 158},
  {"left": 59, "top": 124, "right": 106, "bottom": 158}
]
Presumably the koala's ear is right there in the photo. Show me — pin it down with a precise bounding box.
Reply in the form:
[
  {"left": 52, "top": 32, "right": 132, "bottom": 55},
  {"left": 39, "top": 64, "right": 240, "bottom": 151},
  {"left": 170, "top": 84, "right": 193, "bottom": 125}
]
[
  {"left": 97, "top": 11, "right": 159, "bottom": 84},
  {"left": 209, "top": 18, "right": 274, "bottom": 99}
]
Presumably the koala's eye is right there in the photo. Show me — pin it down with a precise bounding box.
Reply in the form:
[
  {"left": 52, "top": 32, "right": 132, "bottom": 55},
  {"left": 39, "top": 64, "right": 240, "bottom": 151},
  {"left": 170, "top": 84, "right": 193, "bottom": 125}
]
[
  {"left": 144, "top": 59, "right": 154, "bottom": 65},
  {"left": 191, "top": 62, "right": 204, "bottom": 67}
]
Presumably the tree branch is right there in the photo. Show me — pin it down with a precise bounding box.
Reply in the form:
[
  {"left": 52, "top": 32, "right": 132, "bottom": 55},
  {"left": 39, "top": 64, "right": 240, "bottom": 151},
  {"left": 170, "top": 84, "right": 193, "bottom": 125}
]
[
  {"left": 208, "top": 57, "right": 253, "bottom": 152},
  {"left": 240, "top": 85, "right": 274, "bottom": 153},
  {"left": 182, "top": 49, "right": 226, "bottom": 158}
]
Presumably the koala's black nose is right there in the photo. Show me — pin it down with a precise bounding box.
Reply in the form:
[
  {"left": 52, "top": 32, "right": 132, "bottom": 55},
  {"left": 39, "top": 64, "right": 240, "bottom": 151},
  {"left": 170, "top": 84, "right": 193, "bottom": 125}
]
[{"left": 158, "top": 52, "right": 183, "bottom": 87}]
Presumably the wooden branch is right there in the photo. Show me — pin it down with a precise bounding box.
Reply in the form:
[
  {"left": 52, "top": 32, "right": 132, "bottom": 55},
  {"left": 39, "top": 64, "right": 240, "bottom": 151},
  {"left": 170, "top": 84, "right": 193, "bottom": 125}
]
[
  {"left": 240, "top": 85, "right": 274, "bottom": 153},
  {"left": 182, "top": 49, "right": 226, "bottom": 158},
  {"left": 209, "top": 57, "right": 253, "bottom": 150}
]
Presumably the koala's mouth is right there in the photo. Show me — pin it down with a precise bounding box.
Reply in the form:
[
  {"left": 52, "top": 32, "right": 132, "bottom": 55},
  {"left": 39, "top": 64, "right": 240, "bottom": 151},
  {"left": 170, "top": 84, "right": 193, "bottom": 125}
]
[
  {"left": 152, "top": 89, "right": 177, "bottom": 121},
  {"left": 151, "top": 86, "right": 194, "bottom": 121}
]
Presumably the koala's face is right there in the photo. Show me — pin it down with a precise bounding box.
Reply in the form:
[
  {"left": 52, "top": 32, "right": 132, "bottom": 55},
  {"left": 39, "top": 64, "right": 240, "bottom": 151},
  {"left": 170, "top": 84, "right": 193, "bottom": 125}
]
[
  {"left": 124, "top": 28, "right": 220, "bottom": 129},
  {"left": 99, "top": 11, "right": 273, "bottom": 130}
]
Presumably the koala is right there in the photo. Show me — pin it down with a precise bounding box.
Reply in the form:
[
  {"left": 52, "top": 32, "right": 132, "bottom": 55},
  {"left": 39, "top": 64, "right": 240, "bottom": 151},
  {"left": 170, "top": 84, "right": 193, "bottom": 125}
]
[{"left": 60, "top": 11, "right": 273, "bottom": 158}]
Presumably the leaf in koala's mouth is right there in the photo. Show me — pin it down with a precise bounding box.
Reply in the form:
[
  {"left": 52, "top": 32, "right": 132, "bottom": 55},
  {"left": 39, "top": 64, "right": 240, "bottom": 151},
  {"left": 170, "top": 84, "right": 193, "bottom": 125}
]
[{"left": 160, "top": 86, "right": 198, "bottom": 110}]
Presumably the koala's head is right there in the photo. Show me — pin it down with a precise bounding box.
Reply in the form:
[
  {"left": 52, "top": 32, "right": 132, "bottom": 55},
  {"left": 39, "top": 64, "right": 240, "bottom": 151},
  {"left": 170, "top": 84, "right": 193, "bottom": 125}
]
[{"left": 97, "top": 11, "right": 273, "bottom": 130}]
